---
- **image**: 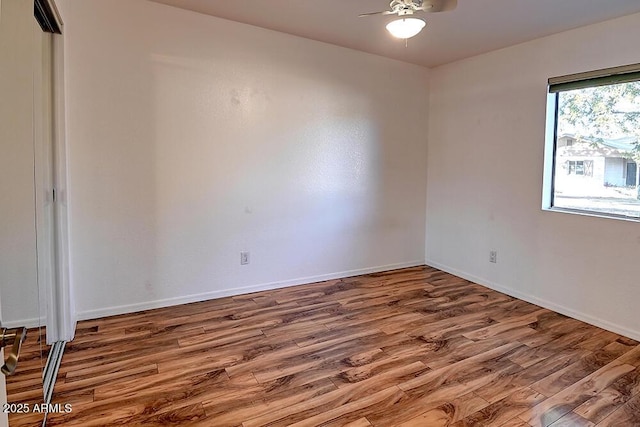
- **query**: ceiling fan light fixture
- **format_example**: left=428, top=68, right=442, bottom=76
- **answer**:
left=385, top=17, right=426, bottom=39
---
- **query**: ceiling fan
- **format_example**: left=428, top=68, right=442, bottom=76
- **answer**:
left=360, top=0, right=458, bottom=39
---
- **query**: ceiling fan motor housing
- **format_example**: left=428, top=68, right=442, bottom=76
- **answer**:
left=390, top=0, right=423, bottom=13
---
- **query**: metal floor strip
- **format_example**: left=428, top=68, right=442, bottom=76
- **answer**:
left=42, top=340, right=65, bottom=427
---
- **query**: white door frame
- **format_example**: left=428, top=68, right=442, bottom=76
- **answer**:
left=51, top=21, right=76, bottom=343
left=53, top=0, right=75, bottom=343
left=34, top=0, right=75, bottom=344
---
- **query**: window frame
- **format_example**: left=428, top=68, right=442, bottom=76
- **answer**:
left=542, top=63, right=640, bottom=222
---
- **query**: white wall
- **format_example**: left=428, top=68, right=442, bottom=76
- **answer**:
left=426, top=12, right=640, bottom=340
left=57, top=0, right=430, bottom=319
left=0, top=0, right=41, bottom=327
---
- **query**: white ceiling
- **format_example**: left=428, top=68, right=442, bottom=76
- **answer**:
left=150, top=0, right=640, bottom=68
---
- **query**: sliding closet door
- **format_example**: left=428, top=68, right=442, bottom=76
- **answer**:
left=0, top=0, right=59, bottom=425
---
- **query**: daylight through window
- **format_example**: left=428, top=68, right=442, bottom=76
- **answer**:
left=546, top=65, right=640, bottom=219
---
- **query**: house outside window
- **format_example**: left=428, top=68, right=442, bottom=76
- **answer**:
left=565, top=160, right=593, bottom=176
left=543, top=64, right=640, bottom=219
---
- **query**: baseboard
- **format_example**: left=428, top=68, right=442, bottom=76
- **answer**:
left=69, top=315, right=77, bottom=341
left=426, top=259, right=640, bottom=342
left=2, top=317, right=42, bottom=330
left=77, top=261, right=425, bottom=322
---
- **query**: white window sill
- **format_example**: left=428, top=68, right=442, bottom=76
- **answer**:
left=542, top=206, right=640, bottom=223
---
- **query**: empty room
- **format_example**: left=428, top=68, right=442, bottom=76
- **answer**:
left=2, top=0, right=640, bottom=426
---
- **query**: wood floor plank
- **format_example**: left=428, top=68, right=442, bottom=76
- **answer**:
left=451, top=387, right=545, bottom=427
left=573, top=387, right=625, bottom=423
left=395, top=392, right=489, bottom=427
left=203, top=378, right=338, bottom=426
left=462, top=309, right=548, bottom=341
left=573, top=365, right=640, bottom=423
left=617, top=344, right=640, bottom=366
left=501, top=419, right=533, bottom=427
left=8, top=266, right=640, bottom=427
left=519, top=361, right=636, bottom=427
left=470, top=351, right=579, bottom=405
left=596, top=393, right=640, bottom=426
left=548, top=412, right=595, bottom=427
left=340, top=417, right=372, bottom=427
left=530, top=343, right=632, bottom=398
left=284, top=385, right=405, bottom=427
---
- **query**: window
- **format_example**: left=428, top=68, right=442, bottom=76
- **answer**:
left=543, top=64, right=640, bottom=219
left=565, top=160, right=593, bottom=177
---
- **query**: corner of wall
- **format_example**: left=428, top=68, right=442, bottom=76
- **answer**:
left=426, top=259, right=640, bottom=342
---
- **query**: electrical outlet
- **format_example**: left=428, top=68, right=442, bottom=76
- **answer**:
left=489, top=251, right=497, bottom=263
left=240, top=251, right=250, bottom=265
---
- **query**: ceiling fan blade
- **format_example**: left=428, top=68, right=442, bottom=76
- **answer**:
left=422, top=0, right=457, bottom=13
left=358, top=10, right=396, bottom=17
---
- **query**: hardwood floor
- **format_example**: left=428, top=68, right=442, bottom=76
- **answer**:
left=9, top=266, right=640, bottom=426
